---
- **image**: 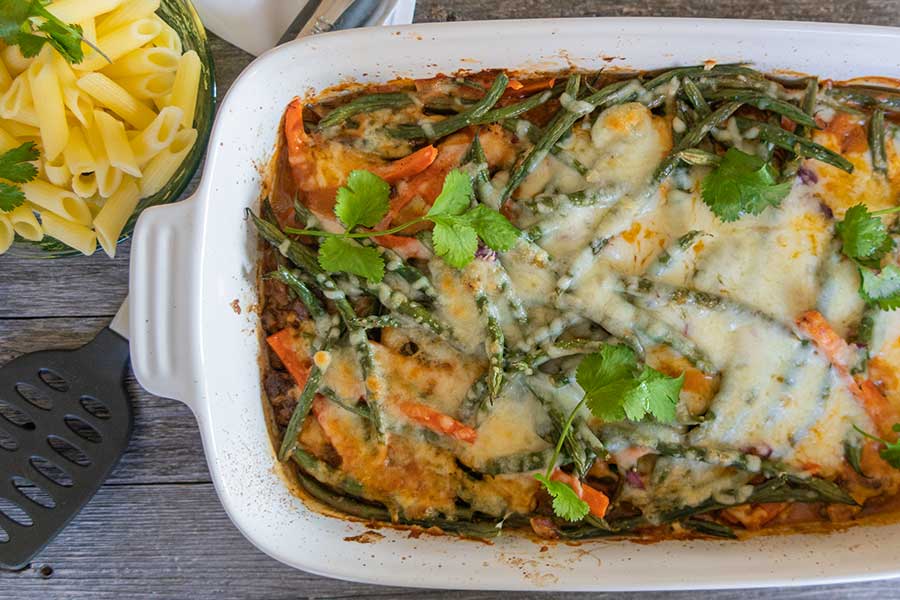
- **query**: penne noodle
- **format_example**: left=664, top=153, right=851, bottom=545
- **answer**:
left=79, top=17, right=97, bottom=48
left=8, top=204, right=43, bottom=241
left=101, top=47, right=179, bottom=78
left=0, top=59, right=12, bottom=93
left=130, top=105, right=181, bottom=166
left=1, top=119, right=40, bottom=139
left=47, top=0, right=125, bottom=23
left=76, top=18, right=164, bottom=72
left=94, top=109, right=141, bottom=176
left=23, top=179, right=92, bottom=226
left=63, top=126, right=96, bottom=175
left=97, top=0, right=161, bottom=35
left=82, top=115, right=121, bottom=198
left=151, top=16, right=183, bottom=54
left=0, top=212, right=13, bottom=254
left=39, top=210, right=96, bottom=256
left=117, top=71, right=175, bottom=100
left=93, top=178, right=140, bottom=257
left=28, top=60, right=69, bottom=161
left=72, top=172, right=98, bottom=198
left=139, top=127, right=196, bottom=196
left=76, top=72, right=156, bottom=129
left=0, top=125, right=19, bottom=153
left=167, top=51, right=201, bottom=129
left=0, top=75, right=40, bottom=127
left=1, top=46, right=33, bottom=76
left=43, top=153, right=72, bottom=188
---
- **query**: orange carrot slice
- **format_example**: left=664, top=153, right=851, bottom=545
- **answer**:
left=267, top=328, right=311, bottom=388
left=374, top=145, right=439, bottom=183
left=550, top=469, right=610, bottom=518
left=396, top=400, right=478, bottom=443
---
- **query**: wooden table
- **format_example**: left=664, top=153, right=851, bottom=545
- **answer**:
left=2, top=1, right=897, bottom=597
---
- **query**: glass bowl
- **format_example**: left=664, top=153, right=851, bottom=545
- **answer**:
left=10, top=0, right=216, bottom=258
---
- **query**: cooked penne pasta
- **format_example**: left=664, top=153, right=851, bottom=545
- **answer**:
left=93, top=178, right=140, bottom=257
left=151, top=15, right=183, bottom=54
left=0, top=59, right=12, bottom=93
left=97, top=0, right=161, bottom=35
left=43, top=153, right=73, bottom=188
left=102, top=47, right=179, bottom=78
left=1, top=119, right=40, bottom=139
left=23, top=179, right=92, bottom=226
left=63, top=127, right=96, bottom=176
left=0, top=212, right=13, bottom=254
left=82, top=115, right=121, bottom=198
left=94, top=109, right=141, bottom=176
left=40, top=210, right=96, bottom=256
left=76, top=17, right=163, bottom=71
left=8, top=204, right=43, bottom=241
left=1, top=46, right=33, bottom=75
left=76, top=72, right=156, bottom=129
left=47, top=0, right=124, bottom=24
left=0, top=125, right=19, bottom=153
left=117, top=71, right=175, bottom=100
left=129, top=105, right=181, bottom=166
left=0, top=75, right=39, bottom=127
left=167, top=51, right=200, bottom=129
left=79, top=17, right=97, bottom=47
left=28, top=60, right=69, bottom=161
left=139, top=127, right=195, bottom=196
left=71, top=172, right=98, bottom=198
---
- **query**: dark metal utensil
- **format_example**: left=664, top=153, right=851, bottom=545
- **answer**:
left=0, top=305, right=131, bottom=569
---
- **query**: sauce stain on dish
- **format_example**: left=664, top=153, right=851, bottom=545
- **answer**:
left=344, top=530, right=385, bottom=544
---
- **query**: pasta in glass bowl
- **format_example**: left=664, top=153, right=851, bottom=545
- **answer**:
left=3, top=0, right=215, bottom=258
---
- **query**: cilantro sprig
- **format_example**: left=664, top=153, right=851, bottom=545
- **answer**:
left=0, top=141, right=39, bottom=213
left=285, top=168, right=520, bottom=281
left=534, top=344, right=684, bottom=522
left=835, top=203, right=900, bottom=310
left=700, top=148, right=792, bottom=222
left=0, top=0, right=102, bottom=64
left=854, top=424, right=900, bottom=469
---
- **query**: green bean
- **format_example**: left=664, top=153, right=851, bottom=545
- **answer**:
left=682, top=77, right=710, bottom=116
left=501, top=118, right=590, bottom=176
left=270, top=265, right=327, bottom=320
left=646, top=231, right=706, bottom=278
left=869, top=108, right=888, bottom=175
left=702, top=89, right=818, bottom=128
left=294, top=460, right=391, bottom=521
left=844, top=440, right=866, bottom=477
left=734, top=116, right=854, bottom=173
left=318, top=92, right=413, bottom=130
left=527, top=383, right=596, bottom=479
left=521, top=184, right=626, bottom=214
left=654, top=442, right=778, bottom=476
left=359, top=279, right=452, bottom=340
left=388, top=73, right=509, bottom=140
left=476, top=292, right=506, bottom=402
left=643, top=64, right=762, bottom=90
left=278, top=362, right=326, bottom=461
left=655, top=101, right=745, bottom=182
left=482, top=449, right=554, bottom=475
left=352, top=314, right=400, bottom=329
left=457, top=374, right=488, bottom=424
left=828, top=85, right=900, bottom=112
left=359, top=239, right=438, bottom=301
left=782, top=77, right=818, bottom=180
left=499, top=78, right=641, bottom=204
left=321, top=387, right=372, bottom=419
left=676, top=148, right=721, bottom=167
left=852, top=305, right=878, bottom=374
left=682, top=517, right=736, bottom=539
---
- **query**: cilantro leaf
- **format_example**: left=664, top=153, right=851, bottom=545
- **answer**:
left=334, top=170, right=390, bottom=230
left=463, top=204, right=520, bottom=252
left=836, top=204, right=894, bottom=268
left=0, top=0, right=31, bottom=39
left=427, top=169, right=472, bottom=217
left=577, top=344, right=683, bottom=424
left=854, top=424, right=900, bottom=469
left=0, top=142, right=39, bottom=183
left=0, top=1, right=86, bottom=64
left=317, top=237, right=385, bottom=282
left=700, top=148, right=791, bottom=222
left=534, top=474, right=589, bottom=522
left=0, top=182, right=25, bottom=212
left=431, top=215, right=478, bottom=268
left=859, top=264, right=900, bottom=310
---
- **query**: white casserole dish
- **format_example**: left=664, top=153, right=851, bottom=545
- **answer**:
left=129, top=18, right=900, bottom=591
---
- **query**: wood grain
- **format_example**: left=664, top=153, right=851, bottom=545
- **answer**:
left=2, top=5, right=899, bottom=598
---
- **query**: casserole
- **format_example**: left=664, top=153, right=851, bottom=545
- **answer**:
left=129, top=18, right=900, bottom=590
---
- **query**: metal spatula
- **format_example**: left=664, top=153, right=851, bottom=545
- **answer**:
left=0, top=302, right=131, bottom=569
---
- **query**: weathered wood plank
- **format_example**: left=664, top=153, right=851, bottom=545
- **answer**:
left=415, top=0, right=899, bottom=26
left=3, top=482, right=894, bottom=600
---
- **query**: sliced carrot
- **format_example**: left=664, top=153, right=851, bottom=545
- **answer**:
left=796, top=310, right=899, bottom=438
left=267, top=328, right=311, bottom=388
left=550, top=469, right=610, bottom=518
left=371, top=234, right=431, bottom=260
left=396, top=400, right=478, bottom=443
left=504, top=77, right=556, bottom=97
left=374, top=145, right=438, bottom=183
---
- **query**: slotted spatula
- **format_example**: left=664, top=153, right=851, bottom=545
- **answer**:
left=0, top=301, right=131, bottom=569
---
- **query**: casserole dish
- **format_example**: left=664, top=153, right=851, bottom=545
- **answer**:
left=129, top=18, right=900, bottom=590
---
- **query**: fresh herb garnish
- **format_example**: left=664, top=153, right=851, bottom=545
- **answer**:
left=835, top=203, right=900, bottom=309
left=854, top=423, right=900, bottom=468
left=534, top=344, right=684, bottom=521
left=287, top=168, right=520, bottom=281
left=0, top=0, right=97, bottom=64
left=700, top=147, right=792, bottom=222
left=0, top=141, right=39, bottom=213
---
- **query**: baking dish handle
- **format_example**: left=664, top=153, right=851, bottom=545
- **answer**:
left=129, top=194, right=203, bottom=410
